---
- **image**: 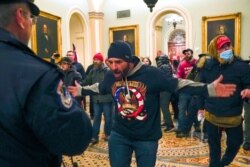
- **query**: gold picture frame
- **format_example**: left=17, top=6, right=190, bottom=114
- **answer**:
left=202, top=12, right=241, bottom=55
left=31, top=11, right=62, bottom=62
left=109, top=25, right=139, bottom=56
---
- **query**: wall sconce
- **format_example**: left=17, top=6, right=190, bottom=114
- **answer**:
left=143, top=0, right=158, bottom=12
left=165, top=14, right=183, bottom=29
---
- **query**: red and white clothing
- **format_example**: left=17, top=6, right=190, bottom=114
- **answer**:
left=176, top=58, right=197, bottom=79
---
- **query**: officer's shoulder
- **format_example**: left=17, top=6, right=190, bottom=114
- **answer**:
left=25, top=53, right=64, bottom=77
left=28, top=54, right=58, bottom=68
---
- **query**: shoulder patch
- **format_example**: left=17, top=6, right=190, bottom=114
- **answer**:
left=57, top=80, right=73, bottom=109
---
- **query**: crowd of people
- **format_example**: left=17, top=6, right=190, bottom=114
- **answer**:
left=139, top=36, right=250, bottom=167
left=0, top=1, right=249, bottom=167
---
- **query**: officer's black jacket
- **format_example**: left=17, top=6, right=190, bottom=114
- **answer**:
left=0, top=28, right=92, bottom=167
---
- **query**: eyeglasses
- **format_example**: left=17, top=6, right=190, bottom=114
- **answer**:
left=22, top=10, right=37, bottom=25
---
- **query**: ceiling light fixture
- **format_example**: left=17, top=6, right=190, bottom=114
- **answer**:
left=143, top=0, right=158, bottom=12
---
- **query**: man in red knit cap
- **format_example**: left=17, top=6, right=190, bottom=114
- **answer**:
left=82, top=52, right=113, bottom=144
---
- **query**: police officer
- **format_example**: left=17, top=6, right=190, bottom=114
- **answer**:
left=0, top=1, right=92, bottom=166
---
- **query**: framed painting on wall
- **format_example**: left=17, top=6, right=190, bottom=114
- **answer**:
left=31, top=11, right=62, bottom=62
left=109, top=25, right=139, bottom=56
left=202, top=12, right=241, bottom=55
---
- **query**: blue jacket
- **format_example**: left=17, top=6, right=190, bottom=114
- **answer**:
left=0, top=28, right=92, bottom=167
left=199, top=57, right=250, bottom=117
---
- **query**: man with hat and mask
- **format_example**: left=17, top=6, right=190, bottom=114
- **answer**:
left=197, top=35, right=250, bottom=167
left=0, top=1, right=92, bottom=166
left=68, top=40, right=237, bottom=167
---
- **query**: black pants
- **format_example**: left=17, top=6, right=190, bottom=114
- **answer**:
left=206, top=120, right=243, bottom=167
left=170, top=93, right=179, bottom=120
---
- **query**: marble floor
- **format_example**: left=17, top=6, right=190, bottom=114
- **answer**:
left=62, top=129, right=250, bottom=167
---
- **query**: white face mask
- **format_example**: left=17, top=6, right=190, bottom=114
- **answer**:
left=219, top=49, right=233, bottom=62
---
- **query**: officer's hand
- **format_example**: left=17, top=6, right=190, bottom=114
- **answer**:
left=212, top=75, right=236, bottom=97
left=68, top=81, right=82, bottom=97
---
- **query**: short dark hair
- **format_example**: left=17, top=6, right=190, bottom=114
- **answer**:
left=66, top=50, right=74, bottom=55
left=142, top=57, right=152, bottom=65
left=182, top=48, right=193, bottom=54
left=0, top=4, right=16, bottom=27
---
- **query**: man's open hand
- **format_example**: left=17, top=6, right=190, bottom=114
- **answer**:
left=212, top=75, right=236, bottom=97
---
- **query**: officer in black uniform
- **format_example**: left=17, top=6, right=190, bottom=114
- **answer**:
left=0, top=1, right=92, bottom=167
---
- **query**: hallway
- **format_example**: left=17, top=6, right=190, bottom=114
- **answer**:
left=62, top=129, right=250, bottom=167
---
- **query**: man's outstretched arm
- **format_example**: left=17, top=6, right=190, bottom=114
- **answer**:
left=68, top=81, right=99, bottom=97
left=178, top=75, right=236, bottom=97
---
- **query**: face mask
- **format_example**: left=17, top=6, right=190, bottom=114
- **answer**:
left=219, top=49, right=233, bottom=62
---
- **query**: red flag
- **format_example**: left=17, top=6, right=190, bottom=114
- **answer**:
left=72, top=43, right=78, bottom=62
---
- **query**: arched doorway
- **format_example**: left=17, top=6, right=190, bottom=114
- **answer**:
left=146, top=4, right=193, bottom=63
left=69, top=13, right=85, bottom=65
left=68, top=10, right=90, bottom=67
left=168, top=29, right=186, bottom=61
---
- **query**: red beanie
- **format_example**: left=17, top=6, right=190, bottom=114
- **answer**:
left=93, top=52, right=104, bottom=62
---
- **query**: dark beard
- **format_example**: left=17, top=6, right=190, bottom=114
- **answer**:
left=93, top=63, right=101, bottom=69
left=185, top=56, right=192, bottom=61
left=121, top=65, right=130, bottom=78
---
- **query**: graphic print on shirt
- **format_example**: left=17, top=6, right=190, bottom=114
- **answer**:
left=184, top=66, right=194, bottom=78
left=112, top=81, right=147, bottom=121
